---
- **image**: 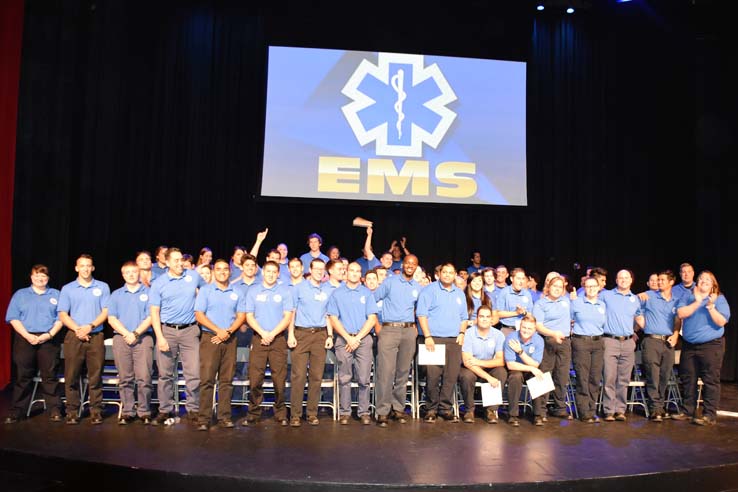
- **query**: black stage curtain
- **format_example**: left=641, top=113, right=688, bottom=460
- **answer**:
left=12, top=1, right=738, bottom=379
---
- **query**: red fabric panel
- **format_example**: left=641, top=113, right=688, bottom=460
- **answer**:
left=0, top=0, right=24, bottom=389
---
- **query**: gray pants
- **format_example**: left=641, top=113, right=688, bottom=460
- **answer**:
left=602, top=337, right=635, bottom=415
left=112, top=333, right=154, bottom=417
left=641, top=336, right=675, bottom=414
left=335, top=335, right=374, bottom=417
left=156, top=325, right=200, bottom=415
left=375, top=325, right=416, bottom=417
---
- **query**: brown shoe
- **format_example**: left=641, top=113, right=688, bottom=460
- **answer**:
left=339, top=415, right=349, bottom=425
left=392, top=410, right=408, bottom=424
left=462, top=411, right=475, bottom=423
left=307, top=415, right=319, bottom=426
left=360, top=414, right=372, bottom=425
left=376, top=414, right=389, bottom=427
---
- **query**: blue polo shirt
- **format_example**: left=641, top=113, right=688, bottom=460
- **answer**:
left=372, top=274, right=421, bottom=323
left=678, top=294, right=731, bottom=344
left=672, top=283, right=695, bottom=303
left=390, top=260, right=403, bottom=273
left=570, top=296, right=606, bottom=336
left=599, top=288, right=642, bottom=336
left=299, top=252, right=329, bottom=274
left=641, top=290, right=679, bottom=336
left=504, top=330, right=544, bottom=364
left=229, top=266, right=243, bottom=283
left=293, top=279, right=333, bottom=327
left=462, top=325, right=505, bottom=360
left=532, top=296, right=571, bottom=336
left=356, top=256, right=381, bottom=277
left=58, top=278, right=111, bottom=332
left=327, top=283, right=378, bottom=335
left=149, top=269, right=205, bottom=325
left=466, top=264, right=485, bottom=275
left=108, top=283, right=150, bottom=333
left=152, top=264, right=168, bottom=277
left=195, top=283, right=247, bottom=333
left=416, top=281, right=468, bottom=337
left=245, top=282, right=294, bottom=330
left=6, top=286, right=60, bottom=333
left=496, top=286, right=534, bottom=327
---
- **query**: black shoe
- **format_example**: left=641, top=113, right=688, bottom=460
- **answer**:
left=275, top=418, right=289, bottom=427
left=49, top=411, right=63, bottom=423
left=651, top=412, right=663, bottom=423
left=669, top=412, right=689, bottom=421
left=90, top=414, right=104, bottom=425
left=508, top=416, right=520, bottom=427
left=118, top=415, right=135, bottom=425
left=424, top=411, right=437, bottom=423
left=392, top=410, right=408, bottom=424
left=551, top=409, right=570, bottom=419
left=439, top=412, right=459, bottom=423
left=376, top=414, right=389, bottom=428
left=141, top=416, right=152, bottom=425
left=242, top=417, right=259, bottom=427
left=3, top=415, right=19, bottom=424
left=692, top=415, right=717, bottom=426
left=66, top=415, right=80, bottom=425
left=581, top=416, right=595, bottom=423
left=152, top=413, right=170, bottom=426
left=218, top=420, right=235, bottom=428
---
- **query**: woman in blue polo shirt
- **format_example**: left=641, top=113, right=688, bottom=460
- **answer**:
left=676, top=271, right=730, bottom=425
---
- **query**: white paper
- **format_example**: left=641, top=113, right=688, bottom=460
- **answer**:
left=480, top=382, right=503, bottom=406
left=525, top=371, right=555, bottom=400
left=417, top=343, right=446, bottom=365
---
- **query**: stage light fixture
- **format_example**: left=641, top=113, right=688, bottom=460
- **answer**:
left=537, top=4, right=545, bottom=11
left=566, top=7, right=575, bottom=13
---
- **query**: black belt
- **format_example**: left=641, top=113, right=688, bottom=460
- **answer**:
left=645, top=334, right=670, bottom=341
left=162, top=322, right=196, bottom=330
left=295, top=326, right=326, bottom=333
left=572, top=334, right=602, bottom=341
left=545, top=335, right=570, bottom=340
left=603, top=334, right=631, bottom=341
left=383, top=322, right=415, bottom=328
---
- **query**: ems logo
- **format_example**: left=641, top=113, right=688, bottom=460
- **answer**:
left=139, top=294, right=148, bottom=302
left=529, top=346, right=535, bottom=354
left=92, top=288, right=102, bottom=297
left=230, top=293, right=238, bottom=301
left=274, top=294, right=282, bottom=303
left=629, top=297, right=635, bottom=303
left=412, top=289, right=418, bottom=298
left=377, top=300, right=384, bottom=308
left=562, top=300, right=569, bottom=307
left=185, top=276, right=193, bottom=283
left=50, top=298, right=58, bottom=305
left=360, top=295, right=366, bottom=304
left=598, top=308, right=605, bottom=315
left=342, top=52, right=457, bottom=158
left=456, top=297, right=462, bottom=305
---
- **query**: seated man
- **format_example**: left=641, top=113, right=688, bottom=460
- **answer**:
left=504, top=313, right=546, bottom=426
left=459, top=305, right=507, bottom=423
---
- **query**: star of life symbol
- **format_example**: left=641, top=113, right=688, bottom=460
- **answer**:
left=341, top=53, right=457, bottom=158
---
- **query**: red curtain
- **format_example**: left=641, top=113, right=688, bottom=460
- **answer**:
left=0, top=0, right=24, bottom=389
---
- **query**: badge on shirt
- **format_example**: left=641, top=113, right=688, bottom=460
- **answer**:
left=274, top=294, right=282, bottom=303
left=522, top=297, right=529, bottom=304
left=360, top=295, right=366, bottom=304
left=50, top=298, right=58, bottom=305
left=456, top=297, right=462, bottom=305
left=92, top=288, right=102, bottom=297
left=598, top=307, right=605, bottom=314
left=529, top=346, right=535, bottom=354
left=185, top=275, right=193, bottom=283
left=562, top=300, right=569, bottom=307
left=377, top=300, right=383, bottom=308
left=230, top=293, right=238, bottom=301
left=315, top=292, right=327, bottom=301
left=256, top=294, right=268, bottom=302
left=412, top=289, right=418, bottom=298
left=139, top=294, right=149, bottom=302
left=629, top=297, right=635, bottom=303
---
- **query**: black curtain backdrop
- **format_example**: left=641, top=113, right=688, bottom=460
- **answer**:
left=11, top=1, right=738, bottom=379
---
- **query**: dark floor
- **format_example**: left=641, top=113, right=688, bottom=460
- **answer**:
left=2, top=384, right=738, bottom=492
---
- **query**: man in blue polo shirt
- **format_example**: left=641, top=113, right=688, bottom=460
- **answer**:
left=149, top=247, right=206, bottom=425
left=599, top=269, right=644, bottom=422
left=672, top=262, right=696, bottom=302
left=243, top=261, right=294, bottom=426
left=288, top=258, right=334, bottom=426
left=504, top=313, right=545, bottom=426
left=194, top=259, right=247, bottom=430
left=372, top=254, right=421, bottom=427
left=327, top=262, right=378, bottom=425
left=4, top=264, right=64, bottom=424
left=496, top=268, right=533, bottom=337
left=637, top=269, right=682, bottom=422
left=107, top=261, right=153, bottom=425
left=459, top=305, right=506, bottom=424
left=58, top=254, right=111, bottom=425
left=417, top=262, right=468, bottom=423
left=299, top=233, right=330, bottom=275
left=152, top=246, right=168, bottom=277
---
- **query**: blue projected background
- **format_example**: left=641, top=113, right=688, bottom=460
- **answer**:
left=261, top=46, right=527, bottom=206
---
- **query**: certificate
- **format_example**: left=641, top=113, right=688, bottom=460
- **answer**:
left=480, top=382, right=503, bottom=406
left=525, top=371, right=555, bottom=400
left=417, top=343, right=446, bottom=365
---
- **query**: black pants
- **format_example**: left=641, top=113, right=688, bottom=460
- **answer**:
left=641, top=336, right=675, bottom=414
left=458, top=365, right=507, bottom=412
left=63, top=331, right=105, bottom=415
left=198, top=332, right=237, bottom=423
left=9, top=334, right=62, bottom=417
left=572, top=336, right=604, bottom=419
left=424, top=338, right=462, bottom=414
left=539, top=337, right=572, bottom=413
left=680, top=338, right=724, bottom=419
left=506, top=370, right=546, bottom=417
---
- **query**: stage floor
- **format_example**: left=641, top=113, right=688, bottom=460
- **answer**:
left=2, top=385, right=738, bottom=492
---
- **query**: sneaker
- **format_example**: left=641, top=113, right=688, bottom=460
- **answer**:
left=534, top=416, right=544, bottom=426
left=604, top=414, right=615, bottom=422
left=508, top=416, right=520, bottom=427
left=486, top=409, right=498, bottom=424
left=307, top=416, right=319, bottom=426
left=392, top=410, right=408, bottom=424
left=462, top=411, right=475, bottom=424
left=339, top=415, right=350, bottom=425
left=614, top=413, right=627, bottom=421
left=290, top=417, right=302, bottom=427
left=376, top=414, right=388, bottom=428
left=360, top=414, right=372, bottom=425
left=424, top=411, right=437, bottom=423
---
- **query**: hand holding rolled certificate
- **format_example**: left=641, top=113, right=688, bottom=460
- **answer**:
left=525, top=371, right=555, bottom=400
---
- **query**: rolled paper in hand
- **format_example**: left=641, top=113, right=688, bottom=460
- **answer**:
left=352, top=217, right=373, bottom=228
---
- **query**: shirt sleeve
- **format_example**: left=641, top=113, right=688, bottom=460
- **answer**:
left=5, top=290, right=22, bottom=322
left=194, top=287, right=209, bottom=313
left=57, top=286, right=71, bottom=314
